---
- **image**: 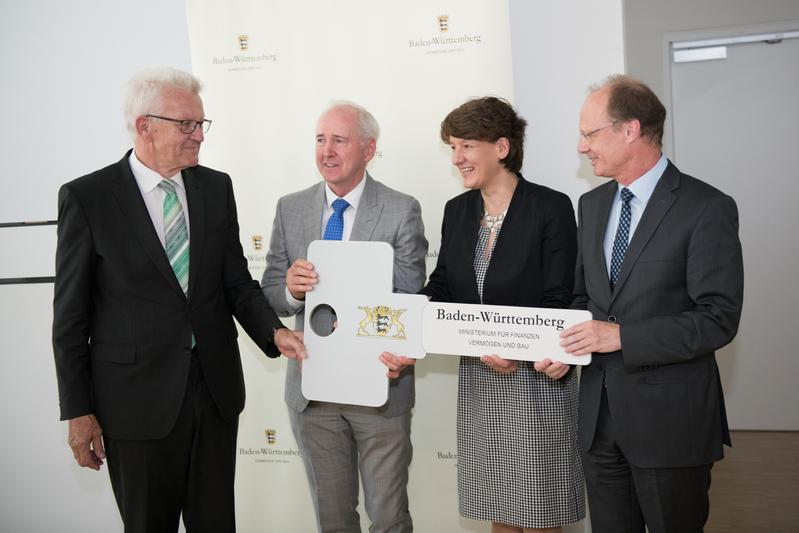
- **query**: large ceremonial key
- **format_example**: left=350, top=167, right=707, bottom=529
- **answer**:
left=302, top=241, right=428, bottom=407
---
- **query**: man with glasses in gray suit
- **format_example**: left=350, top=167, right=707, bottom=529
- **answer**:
left=261, top=101, right=427, bottom=533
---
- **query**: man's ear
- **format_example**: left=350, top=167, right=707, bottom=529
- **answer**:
left=363, top=138, right=377, bottom=163
left=135, top=116, right=151, bottom=140
left=624, top=119, right=642, bottom=144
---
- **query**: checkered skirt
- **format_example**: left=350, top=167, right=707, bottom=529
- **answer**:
left=457, top=226, right=585, bottom=528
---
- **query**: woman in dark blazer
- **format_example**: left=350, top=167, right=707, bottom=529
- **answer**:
left=423, top=97, right=584, bottom=532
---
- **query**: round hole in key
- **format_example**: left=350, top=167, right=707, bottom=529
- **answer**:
left=308, top=304, right=338, bottom=337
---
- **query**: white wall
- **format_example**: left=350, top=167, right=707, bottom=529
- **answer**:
left=0, top=1, right=623, bottom=531
left=0, top=0, right=193, bottom=225
left=0, top=1, right=191, bottom=531
left=510, top=1, right=625, bottom=201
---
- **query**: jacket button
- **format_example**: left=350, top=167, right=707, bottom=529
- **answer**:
left=607, top=315, right=617, bottom=323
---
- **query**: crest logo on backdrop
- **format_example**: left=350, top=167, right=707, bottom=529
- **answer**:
left=239, top=427, right=301, bottom=464
left=409, top=12, right=482, bottom=53
left=211, top=32, right=277, bottom=69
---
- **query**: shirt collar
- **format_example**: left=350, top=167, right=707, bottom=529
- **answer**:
left=324, top=172, right=367, bottom=210
left=622, top=153, right=667, bottom=205
left=129, top=150, right=186, bottom=194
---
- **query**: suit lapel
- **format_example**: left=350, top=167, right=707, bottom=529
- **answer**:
left=109, top=152, right=185, bottom=298
left=611, top=163, right=679, bottom=302
left=485, top=176, right=522, bottom=279
left=183, top=167, right=204, bottom=300
left=591, top=182, right=616, bottom=304
left=350, top=174, right=382, bottom=241
left=302, top=182, right=325, bottom=245
left=461, top=189, right=484, bottom=301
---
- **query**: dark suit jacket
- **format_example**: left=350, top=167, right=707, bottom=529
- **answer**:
left=422, top=174, right=576, bottom=311
left=573, top=161, right=744, bottom=468
left=52, top=150, right=284, bottom=440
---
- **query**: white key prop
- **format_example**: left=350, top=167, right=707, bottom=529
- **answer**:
left=302, top=241, right=427, bottom=408
left=302, top=241, right=591, bottom=407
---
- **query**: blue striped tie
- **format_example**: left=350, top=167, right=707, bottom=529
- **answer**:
left=323, top=198, right=349, bottom=241
left=610, top=188, right=634, bottom=290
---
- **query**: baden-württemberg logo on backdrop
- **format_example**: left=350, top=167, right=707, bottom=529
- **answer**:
left=212, top=32, right=278, bottom=71
left=409, top=14, right=482, bottom=54
left=246, top=234, right=266, bottom=269
left=436, top=450, right=458, bottom=467
left=239, top=427, right=301, bottom=465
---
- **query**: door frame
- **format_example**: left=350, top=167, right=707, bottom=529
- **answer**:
left=660, top=19, right=799, bottom=160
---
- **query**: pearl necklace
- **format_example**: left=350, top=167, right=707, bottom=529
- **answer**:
left=481, top=208, right=507, bottom=233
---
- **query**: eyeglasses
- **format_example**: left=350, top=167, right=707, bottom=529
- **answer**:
left=145, top=114, right=212, bottom=134
left=580, top=120, right=620, bottom=143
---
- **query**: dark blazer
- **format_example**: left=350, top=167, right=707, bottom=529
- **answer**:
left=52, top=150, right=284, bottom=440
left=422, top=174, right=576, bottom=310
left=573, top=161, right=744, bottom=468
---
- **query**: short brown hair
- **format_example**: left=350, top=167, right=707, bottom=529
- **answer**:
left=440, top=96, right=527, bottom=173
left=595, top=75, right=666, bottom=149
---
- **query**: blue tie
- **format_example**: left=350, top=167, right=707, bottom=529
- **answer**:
left=610, top=188, right=634, bottom=290
left=323, top=198, right=349, bottom=241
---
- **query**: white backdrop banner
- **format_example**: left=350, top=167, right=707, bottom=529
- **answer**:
left=186, top=1, right=514, bottom=531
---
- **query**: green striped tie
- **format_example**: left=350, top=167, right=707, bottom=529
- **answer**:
left=158, top=180, right=189, bottom=295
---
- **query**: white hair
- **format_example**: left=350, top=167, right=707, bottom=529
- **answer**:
left=123, top=67, right=202, bottom=137
left=322, top=100, right=380, bottom=143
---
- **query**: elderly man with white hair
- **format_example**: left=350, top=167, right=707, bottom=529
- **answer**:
left=261, top=101, right=428, bottom=533
left=52, top=67, right=305, bottom=533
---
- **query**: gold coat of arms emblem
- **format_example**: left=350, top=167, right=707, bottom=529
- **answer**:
left=356, top=305, right=407, bottom=339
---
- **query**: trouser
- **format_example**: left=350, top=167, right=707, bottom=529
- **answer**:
left=105, top=353, right=238, bottom=533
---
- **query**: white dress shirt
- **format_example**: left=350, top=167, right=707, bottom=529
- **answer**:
left=129, top=150, right=190, bottom=249
left=320, top=175, right=366, bottom=241
left=603, top=154, right=668, bottom=275
left=284, top=173, right=368, bottom=308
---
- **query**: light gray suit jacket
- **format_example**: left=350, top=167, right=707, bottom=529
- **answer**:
left=261, top=174, right=428, bottom=416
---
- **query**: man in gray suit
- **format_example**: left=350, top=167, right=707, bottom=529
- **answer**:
left=548, top=75, right=743, bottom=533
left=261, top=101, right=427, bottom=533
